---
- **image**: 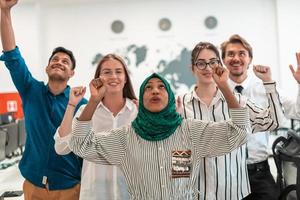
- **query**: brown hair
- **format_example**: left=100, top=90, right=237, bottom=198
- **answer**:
left=94, top=54, right=137, bottom=100
left=220, top=34, right=253, bottom=60
left=191, top=42, right=221, bottom=69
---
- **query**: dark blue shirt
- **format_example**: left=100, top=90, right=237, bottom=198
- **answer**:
left=0, top=47, right=87, bottom=190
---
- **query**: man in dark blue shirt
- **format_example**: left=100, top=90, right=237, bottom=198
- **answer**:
left=0, top=0, right=87, bottom=199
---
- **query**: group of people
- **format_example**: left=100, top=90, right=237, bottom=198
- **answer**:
left=1, top=0, right=300, bottom=200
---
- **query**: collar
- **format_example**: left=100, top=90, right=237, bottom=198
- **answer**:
left=228, top=74, right=251, bottom=92
left=96, top=98, right=135, bottom=112
left=185, top=85, right=225, bottom=103
left=45, top=84, right=70, bottom=97
left=228, top=72, right=263, bottom=93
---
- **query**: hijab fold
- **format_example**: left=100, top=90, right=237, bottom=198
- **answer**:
left=132, top=73, right=183, bottom=141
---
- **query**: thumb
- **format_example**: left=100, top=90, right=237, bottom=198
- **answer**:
left=253, top=65, right=257, bottom=73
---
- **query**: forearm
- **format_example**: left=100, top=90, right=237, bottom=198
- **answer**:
left=248, top=82, right=284, bottom=132
left=1, top=8, right=16, bottom=51
left=219, top=83, right=240, bottom=108
left=192, top=108, right=249, bottom=158
left=54, top=130, right=71, bottom=155
left=58, top=104, right=76, bottom=137
left=78, top=98, right=99, bottom=121
left=264, top=82, right=284, bottom=129
left=69, top=119, right=106, bottom=162
left=69, top=119, right=125, bottom=165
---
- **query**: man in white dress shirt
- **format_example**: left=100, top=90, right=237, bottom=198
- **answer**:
left=220, top=34, right=300, bottom=200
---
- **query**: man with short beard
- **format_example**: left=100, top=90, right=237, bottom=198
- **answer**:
left=221, top=34, right=300, bottom=200
left=0, top=0, right=87, bottom=199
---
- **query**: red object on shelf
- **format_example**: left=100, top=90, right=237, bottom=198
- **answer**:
left=0, top=92, right=24, bottom=119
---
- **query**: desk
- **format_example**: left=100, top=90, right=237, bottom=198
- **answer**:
left=0, top=157, right=24, bottom=200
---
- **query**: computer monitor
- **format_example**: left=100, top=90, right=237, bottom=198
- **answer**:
left=0, top=113, right=14, bottom=125
left=0, top=122, right=18, bottom=158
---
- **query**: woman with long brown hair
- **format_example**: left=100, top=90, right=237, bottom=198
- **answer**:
left=54, top=54, right=137, bottom=200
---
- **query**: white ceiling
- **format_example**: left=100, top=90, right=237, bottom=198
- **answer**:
left=20, top=0, right=158, bottom=3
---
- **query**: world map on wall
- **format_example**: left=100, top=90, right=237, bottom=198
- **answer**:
left=92, top=44, right=195, bottom=95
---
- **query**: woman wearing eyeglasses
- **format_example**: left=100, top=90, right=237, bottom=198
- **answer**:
left=54, top=54, right=137, bottom=200
left=179, top=42, right=284, bottom=200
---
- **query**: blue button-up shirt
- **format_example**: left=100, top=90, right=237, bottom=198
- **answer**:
left=0, top=47, right=87, bottom=190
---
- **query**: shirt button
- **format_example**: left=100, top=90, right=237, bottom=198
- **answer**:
left=158, top=147, right=162, bottom=151
left=161, top=185, right=165, bottom=188
left=160, top=166, right=164, bottom=169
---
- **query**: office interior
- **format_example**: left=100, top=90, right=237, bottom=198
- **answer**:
left=1, top=0, right=300, bottom=199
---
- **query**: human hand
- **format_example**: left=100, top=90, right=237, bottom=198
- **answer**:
left=0, top=0, right=18, bottom=9
left=69, top=86, right=86, bottom=107
left=212, top=66, right=229, bottom=88
left=89, top=77, right=106, bottom=103
left=289, top=52, right=300, bottom=84
left=253, top=65, right=272, bottom=82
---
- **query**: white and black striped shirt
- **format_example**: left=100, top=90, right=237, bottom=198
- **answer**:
left=228, top=76, right=286, bottom=164
left=70, top=108, right=249, bottom=200
left=181, top=82, right=283, bottom=200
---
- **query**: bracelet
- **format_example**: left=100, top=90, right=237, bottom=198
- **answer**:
left=68, top=103, right=76, bottom=108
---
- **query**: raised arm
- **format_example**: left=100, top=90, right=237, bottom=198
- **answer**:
left=59, top=87, right=86, bottom=137
left=190, top=108, right=249, bottom=158
left=78, top=78, right=106, bottom=121
left=0, top=0, right=37, bottom=96
left=54, top=87, right=86, bottom=155
left=0, top=0, right=17, bottom=51
left=213, top=66, right=240, bottom=108
left=69, top=119, right=128, bottom=165
left=245, top=65, right=284, bottom=132
left=289, top=52, right=300, bottom=85
left=283, top=52, right=300, bottom=119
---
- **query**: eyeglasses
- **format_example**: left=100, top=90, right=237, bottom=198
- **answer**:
left=194, top=59, right=220, bottom=70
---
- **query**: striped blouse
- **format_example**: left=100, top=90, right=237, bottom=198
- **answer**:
left=181, top=82, right=283, bottom=200
left=69, top=108, right=249, bottom=200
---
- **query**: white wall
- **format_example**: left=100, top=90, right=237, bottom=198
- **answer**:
left=276, top=0, right=300, bottom=99
left=0, top=2, right=40, bottom=92
left=0, top=0, right=296, bottom=98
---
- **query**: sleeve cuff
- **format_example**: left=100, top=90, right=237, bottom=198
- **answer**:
left=229, top=107, right=249, bottom=126
left=263, top=81, right=276, bottom=93
left=53, top=127, right=71, bottom=143
left=0, top=46, right=21, bottom=61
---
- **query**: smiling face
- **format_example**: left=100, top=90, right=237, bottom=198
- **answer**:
left=99, top=58, right=127, bottom=95
left=143, top=77, right=169, bottom=113
left=193, top=49, right=220, bottom=85
left=222, top=42, right=252, bottom=82
left=46, top=52, right=74, bottom=82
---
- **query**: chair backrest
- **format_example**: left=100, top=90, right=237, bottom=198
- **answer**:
left=17, top=119, right=26, bottom=147
left=272, top=128, right=300, bottom=199
left=0, top=129, right=6, bottom=161
left=277, top=129, right=300, bottom=157
left=0, top=123, right=18, bottom=158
